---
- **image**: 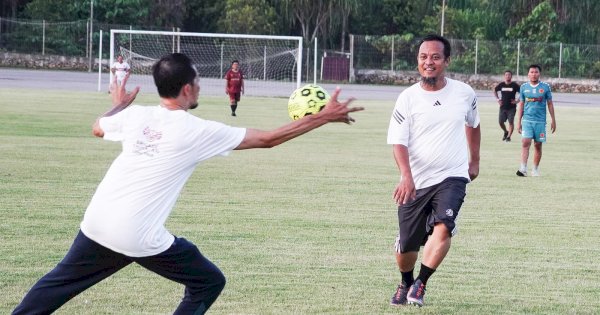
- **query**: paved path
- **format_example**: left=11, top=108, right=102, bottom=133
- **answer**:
left=1, top=68, right=598, bottom=107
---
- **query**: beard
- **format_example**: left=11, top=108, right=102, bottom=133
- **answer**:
left=421, top=76, right=438, bottom=87
left=189, top=102, right=198, bottom=109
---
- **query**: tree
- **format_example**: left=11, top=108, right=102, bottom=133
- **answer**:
left=277, top=0, right=331, bottom=46
left=182, top=0, right=225, bottom=33
left=506, top=0, right=562, bottom=42
left=218, top=0, right=277, bottom=35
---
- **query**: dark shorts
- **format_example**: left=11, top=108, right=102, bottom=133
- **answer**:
left=229, top=92, right=241, bottom=103
left=499, top=107, right=516, bottom=125
left=394, top=177, right=468, bottom=253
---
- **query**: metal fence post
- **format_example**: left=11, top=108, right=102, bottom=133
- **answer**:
left=42, top=20, right=45, bottom=55
left=517, top=40, right=520, bottom=77
left=391, top=37, right=394, bottom=71
left=559, top=42, right=563, bottom=79
left=474, top=39, right=478, bottom=75
left=349, top=34, right=354, bottom=83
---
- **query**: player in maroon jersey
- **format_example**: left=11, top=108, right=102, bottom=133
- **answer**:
left=225, top=60, right=244, bottom=116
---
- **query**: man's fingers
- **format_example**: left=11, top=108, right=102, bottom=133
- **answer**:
left=348, top=106, right=365, bottom=113
left=329, top=87, right=342, bottom=102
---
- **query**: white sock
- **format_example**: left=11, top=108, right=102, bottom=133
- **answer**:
left=533, top=165, right=539, bottom=172
left=520, top=163, right=527, bottom=172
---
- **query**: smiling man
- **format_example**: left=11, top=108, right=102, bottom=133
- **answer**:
left=387, top=34, right=481, bottom=307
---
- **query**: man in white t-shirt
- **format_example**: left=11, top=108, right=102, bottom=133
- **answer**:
left=13, top=53, right=364, bottom=315
left=111, top=55, right=130, bottom=85
left=387, top=35, right=481, bottom=307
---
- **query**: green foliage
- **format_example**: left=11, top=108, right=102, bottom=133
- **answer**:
left=183, top=0, right=225, bottom=33
left=506, top=0, right=562, bottom=42
left=218, top=0, right=277, bottom=35
left=24, top=0, right=85, bottom=20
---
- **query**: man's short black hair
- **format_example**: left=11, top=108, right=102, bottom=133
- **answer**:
left=152, top=53, right=197, bottom=98
left=529, top=64, right=542, bottom=72
left=417, top=34, right=451, bottom=59
left=231, top=59, right=239, bottom=64
left=504, top=70, right=513, bottom=75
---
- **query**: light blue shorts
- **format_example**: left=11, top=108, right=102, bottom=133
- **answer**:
left=522, top=121, right=546, bottom=143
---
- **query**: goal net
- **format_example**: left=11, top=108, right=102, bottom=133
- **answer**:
left=109, top=29, right=303, bottom=98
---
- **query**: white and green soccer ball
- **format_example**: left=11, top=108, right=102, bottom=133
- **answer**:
left=287, top=84, right=330, bottom=121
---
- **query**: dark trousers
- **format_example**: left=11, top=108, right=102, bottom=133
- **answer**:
left=13, top=230, right=226, bottom=315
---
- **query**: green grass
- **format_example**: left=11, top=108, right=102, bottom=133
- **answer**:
left=1, top=87, right=599, bottom=314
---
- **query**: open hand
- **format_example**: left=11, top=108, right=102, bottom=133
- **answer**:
left=111, top=74, right=139, bottom=108
left=319, top=87, right=364, bottom=124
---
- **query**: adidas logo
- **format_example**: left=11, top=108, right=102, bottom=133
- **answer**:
left=433, top=100, right=441, bottom=106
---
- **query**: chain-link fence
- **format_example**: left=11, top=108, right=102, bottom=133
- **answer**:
left=2, top=17, right=600, bottom=81
left=0, top=17, right=175, bottom=70
left=350, top=34, right=600, bottom=80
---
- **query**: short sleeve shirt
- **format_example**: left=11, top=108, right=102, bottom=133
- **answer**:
left=81, top=105, right=246, bottom=257
left=519, top=82, right=553, bottom=123
left=225, top=69, right=244, bottom=93
left=112, top=61, right=130, bottom=80
left=387, top=79, right=480, bottom=189
left=494, top=81, right=520, bottom=109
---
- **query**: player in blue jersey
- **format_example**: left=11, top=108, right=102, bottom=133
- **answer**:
left=515, top=64, right=556, bottom=177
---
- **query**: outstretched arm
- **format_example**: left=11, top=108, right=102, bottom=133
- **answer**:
left=235, top=87, right=364, bottom=150
left=92, top=76, right=140, bottom=138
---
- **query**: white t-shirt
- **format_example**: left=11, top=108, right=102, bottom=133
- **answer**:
left=387, top=78, right=480, bottom=189
left=112, top=61, right=130, bottom=81
left=80, top=105, right=246, bottom=257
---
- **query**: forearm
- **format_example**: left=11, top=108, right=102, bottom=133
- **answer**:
left=548, top=101, right=556, bottom=121
left=237, top=113, right=329, bottom=149
left=392, top=145, right=412, bottom=179
left=466, top=125, right=481, bottom=163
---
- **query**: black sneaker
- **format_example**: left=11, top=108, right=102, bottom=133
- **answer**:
left=502, top=131, right=508, bottom=141
left=407, top=279, right=426, bottom=307
left=505, top=136, right=511, bottom=142
left=390, top=282, right=409, bottom=306
left=516, top=170, right=527, bottom=177
left=231, top=112, right=237, bottom=116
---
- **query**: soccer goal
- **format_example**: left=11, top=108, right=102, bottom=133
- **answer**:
left=109, top=29, right=303, bottom=97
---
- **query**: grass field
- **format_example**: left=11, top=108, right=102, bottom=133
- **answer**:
left=1, top=87, right=599, bottom=314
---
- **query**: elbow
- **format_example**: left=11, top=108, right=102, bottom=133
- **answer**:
left=92, top=129, right=104, bottom=138
left=92, top=122, right=104, bottom=138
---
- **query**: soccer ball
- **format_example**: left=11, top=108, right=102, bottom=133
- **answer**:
left=287, top=84, right=330, bottom=121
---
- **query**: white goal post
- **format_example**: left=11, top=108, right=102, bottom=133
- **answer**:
left=109, top=29, right=303, bottom=97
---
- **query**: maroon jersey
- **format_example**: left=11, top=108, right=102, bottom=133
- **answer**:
left=225, top=69, right=244, bottom=93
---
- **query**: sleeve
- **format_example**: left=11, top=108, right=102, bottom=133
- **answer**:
left=387, top=93, right=410, bottom=145
left=193, top=120, right=247, bottom=161
left=98, top=107, right=132, bottom=142
left=546, top=83, right=553, bottom=100
left=465, top=92, right=480, bottom=128
left=494, top=83, right=501, bottom=92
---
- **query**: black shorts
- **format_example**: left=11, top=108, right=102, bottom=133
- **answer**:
left=394, top=177, right=468, bottom=253
left=499, top=107, right=516, bottom=125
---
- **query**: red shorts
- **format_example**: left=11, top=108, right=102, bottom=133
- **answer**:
left=228, top=92, right=241, bottom=103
